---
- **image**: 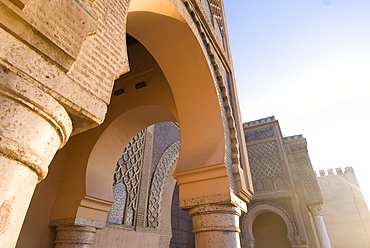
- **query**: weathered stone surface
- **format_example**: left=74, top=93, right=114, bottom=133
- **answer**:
left=189, top=204, right=242, bottom=248
left=0, top=67, right=72, bottom=247
left=50, top=218, right=105, bottom=248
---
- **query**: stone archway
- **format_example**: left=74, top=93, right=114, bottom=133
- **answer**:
left=253, top=212, right=292, bottom=248
left=49, top=0, right=231, bottom=217
left=127, top=0, right=227, bottom=176
left=241, top=204, right=304, bottom=248
left=9, top=0, right=250, bottom=247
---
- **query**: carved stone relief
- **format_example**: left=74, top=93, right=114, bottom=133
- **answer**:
left=245, top=126, right=274, bottom=142
left=290, top=145, right=307, bottom=153
left=147, top=141, right=180, bottom=229
left=207, top=0, right=224, bottom=36
left=295, top=157, right=317, bottom=199
left=108, top=130, right=146, bottom=226
left=248, top=199, right=298, bottom=236
left=247, top=141, right=286, bottom=192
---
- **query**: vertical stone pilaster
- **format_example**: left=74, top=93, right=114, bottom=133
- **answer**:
left=0, top=68, right=72, bottom=248
left=50, top=218, right=105, bottom=248
left=308, top=205, right=331, bottom=248
left=189, top=204, right=242, bottom=248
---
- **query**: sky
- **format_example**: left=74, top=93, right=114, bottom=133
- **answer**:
left=224, top=0, right=370, bottom=206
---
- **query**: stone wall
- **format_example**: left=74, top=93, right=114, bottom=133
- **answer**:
left=317, top=167, right=370, bottom=248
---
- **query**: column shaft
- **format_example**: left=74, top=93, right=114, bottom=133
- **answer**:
left=309, top=205, right=331, bottom=248
left=0, top=68, right=72, bottom=247
left=313, top=215, right=331, bottom=248
left=0, top=158, right=38, bottom=248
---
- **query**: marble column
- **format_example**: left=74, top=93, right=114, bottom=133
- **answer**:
left=309, top=205, right=331, bottom=248
left=0, top=68, right=72, bottom=248
left=50, top=218, right=105, bottom=248
left=189, top=204, right=242, bottom=248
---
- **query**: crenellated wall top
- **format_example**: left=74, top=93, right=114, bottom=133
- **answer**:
left=284, top=134, right=304, bottom=140
left=243, top=116, right=276, bottom=128
left=317, top=167, right=354, bottom=177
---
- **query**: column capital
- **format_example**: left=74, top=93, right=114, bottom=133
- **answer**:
left=50, top=218, right=105, bottom=247
left=189, top=203, right=242, bottom=233
left=308, top=204, right=323, bottom=216
left=188, top=202, right=243, bottom=248
left=0, top=66, right=72, bottom=180
left=0, top=66, right=72, bottom=247
left=180, top=192, right=248, bottom=213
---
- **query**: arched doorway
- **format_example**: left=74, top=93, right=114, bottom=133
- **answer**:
left=253, top=212, right=292, bottom=248
left=240, top=204, right=303, bottom=248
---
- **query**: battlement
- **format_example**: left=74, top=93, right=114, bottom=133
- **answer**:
left=243, top=116, right=275, bottom=127
left=317, top=167, right=354, bottom=177
left=284, top=134, right=304, bottom=140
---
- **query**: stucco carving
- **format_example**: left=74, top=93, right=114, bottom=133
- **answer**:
left=290, top=145, right=307, bottom=153
left=247, top=201, right=298, bottom=236
left=245, top=127, right=274, bottom=142
left=295, top=157, right=317, bottom=198
left=147, top=141, right=180, bottom=228
left=241, top=202, right=307, bottom=247
left=108, top=130, right=146, bottom=226
left=207, top=0, right=224, bottom=36
left=247, top=141, right=286, bottom=192
left=308, top=205, right=323, bottom=216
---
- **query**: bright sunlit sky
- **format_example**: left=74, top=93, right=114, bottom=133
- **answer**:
left=224, top=0, right=370, bottom=206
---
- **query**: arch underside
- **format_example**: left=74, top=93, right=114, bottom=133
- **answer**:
left=51, top=0, right=236, bottom=223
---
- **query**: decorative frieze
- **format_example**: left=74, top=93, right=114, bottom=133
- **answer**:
left=290, top=145, right=307, bottom=153
left=207, top=0, right=224, bottom=37
left=245, top=127, right=274, bottom=142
